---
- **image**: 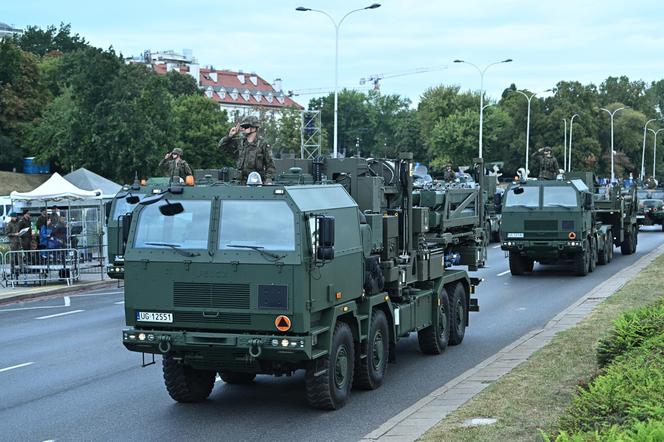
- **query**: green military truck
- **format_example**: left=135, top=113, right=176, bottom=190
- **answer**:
left=500, top=173, right=638, bottom=276
left=636, top=189, right=664, bottom=231
left=121, top=154, right=486, bottom=410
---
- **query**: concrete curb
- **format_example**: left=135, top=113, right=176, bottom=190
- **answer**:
left=0, top=279, right=117, bottom=305
left=360, top=243, right=664, bottom=442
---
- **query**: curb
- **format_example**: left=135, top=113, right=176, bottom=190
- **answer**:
left=0, top=279, right=118, bottom=305
left=360, top=243, right=664, bottom=442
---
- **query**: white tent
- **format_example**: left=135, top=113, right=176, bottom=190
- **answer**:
left=64, top=168, right=121, bottom=200
left=10, top=172, right=102, bottom=201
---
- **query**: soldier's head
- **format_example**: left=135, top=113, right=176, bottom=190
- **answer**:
left=240, top=116, right=260, bottom=132
left=543, top=146, right=552, bottom=157
left=9, top=212, right=18, bottom=221
left=22, top=208, right=30, bottom=219
left=171, top=148, right=184, bottom=158
left=445, top=164, right=452, bottom=171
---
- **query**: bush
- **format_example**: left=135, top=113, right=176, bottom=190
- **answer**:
left=559, top=334, right=664, bottom=433
left=549, top=419, right=664, bottom=441
left=596, top=299, right=664, bottom=368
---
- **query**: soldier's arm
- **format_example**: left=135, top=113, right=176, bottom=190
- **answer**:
left=184, top=161, right=193, bottom=177
left=159, top=158, right=167, bottom=167
left=218, top=135, right=238, bottom=151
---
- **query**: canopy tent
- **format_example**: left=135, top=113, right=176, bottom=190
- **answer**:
left=64, top=168, right=121, bottom=200
left=10, top=172, right=102, bottom=201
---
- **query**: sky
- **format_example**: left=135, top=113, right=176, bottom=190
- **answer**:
left=2, top=0, right=664, bottom=107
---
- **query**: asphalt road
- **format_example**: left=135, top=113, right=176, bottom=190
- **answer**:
left=1, top=226, right=662, bottom=442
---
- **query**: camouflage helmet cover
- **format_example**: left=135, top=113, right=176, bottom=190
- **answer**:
left=241, top=115, right=260, bottom=128
left=171, top=147, right=184, bottom=156
left=542, top=146, right=552, bottom=152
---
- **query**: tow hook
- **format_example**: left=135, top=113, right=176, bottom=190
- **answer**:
left=248, top=338, right=263, bottom=358
left=158, top=335, right=172, bottom=354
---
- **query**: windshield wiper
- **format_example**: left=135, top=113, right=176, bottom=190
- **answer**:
left=144, top=242, right=200, bottom=257
left=545, top=204, right=572, bottom=210
left=509, top=204, right=536, bottom=210
left=226, top=244, right=285, bottom=261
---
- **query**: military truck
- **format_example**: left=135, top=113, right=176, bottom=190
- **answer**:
left=121, top=154, right=486, bottom=410
left=636, top=189, right=664, bottom=231
left=500, top=173, right=637, bottom=276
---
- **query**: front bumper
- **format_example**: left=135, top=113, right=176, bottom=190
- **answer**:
left=501, top=239, right=584, bottom=259
left=122, top=328, right=314, bottom=361
left=106, top=263, right=124, bottom=279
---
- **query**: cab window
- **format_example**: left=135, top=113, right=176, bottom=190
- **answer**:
left=543, top=187, right=577, bottom=207
left=134, top=200, right=211, bottom=249
left=504, top=186, right=539, bottom=208
left=219, top=200, right=295, bottom=251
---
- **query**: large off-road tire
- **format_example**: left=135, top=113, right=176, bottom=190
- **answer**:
left=306, top=321, right=355, bottom=410
left=354, top=309, right=389, bottom=390
left=448, top=283, right=468, bottom=346
left=509, top=251, right=526, bottom=276
left=418, top=287, right=450, bottom=355
left=163, top=355, right=216, bottom=403
left=607, top=230, right=614, bottom=263
left=491, top=229, right=501, bottom=243
left=589, top=237, right=597, bottom=273
left=633, top=228, right=638, bottom=253
left=218, top=370, right=256, bottom=384
left=524, top=257, right=534, bottom=272
left=598, top=237, right=608, bottom=265
left=621, top=230, right=634, bottom=255
left=574, top=240, right=589, bottom=276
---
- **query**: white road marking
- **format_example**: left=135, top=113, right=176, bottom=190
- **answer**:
left=516, top=307, right=526, bottom=311
left=497, top=270, right=511, bottom=276
left=36, top=310, right=84, bottom=320
left=492, top=245, right=501, bottom=249
left=0, top=362, right=34, bottom=373
left=64, top=296, right=71, bottom=307
left=114, top=301, right=125, bottom=305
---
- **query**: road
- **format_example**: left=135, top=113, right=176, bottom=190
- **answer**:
left=1, top=227, right=662, bottom=442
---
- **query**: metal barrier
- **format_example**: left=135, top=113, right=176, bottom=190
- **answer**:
left=1, top=248, right=80, bottom=288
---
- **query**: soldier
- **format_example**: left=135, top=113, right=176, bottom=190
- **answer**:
left=36, top=208, right=49, bottom=232
left=218, top=115, right=276, bottom=183
left=532, top=146, right=560, bottom=180
left=443, top=164, right=456, bottom=182
left=159, top=147, right=193, bottom=181
left=17, top=209, right=32, bottom=251
left=5, top=212, right=21, bottom=280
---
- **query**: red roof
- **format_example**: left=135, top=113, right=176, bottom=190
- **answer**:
left=150, top=64, right=302, bottom=109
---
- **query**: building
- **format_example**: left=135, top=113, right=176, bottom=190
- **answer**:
left=129, top=49, right=303, bottom=118
left=0, top=22, right=23, bottom=39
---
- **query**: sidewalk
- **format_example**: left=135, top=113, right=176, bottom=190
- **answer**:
left=361, top=243, right=664, bottom=442
left=0, top=272, right=118, bottom=304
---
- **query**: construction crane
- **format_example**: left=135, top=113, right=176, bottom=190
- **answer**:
left=287, top=86, right=370, bottom=97
left=360, top=64, right=449, bottom=91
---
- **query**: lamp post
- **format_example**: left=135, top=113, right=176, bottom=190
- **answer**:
left=562, top=119, right=568, bottom=172
left=296, top=4, right=381, bottom=158
left=648, top=127, right=664, bottom=180
left=453, top=58, right=512, bottom=158
left=600, top=107, right=626, bottom=182
left=512, top=89, right=551, bottom=177
left=568, top=113, right=579, bottom=172
left=641, top=118, right=658, bottom=179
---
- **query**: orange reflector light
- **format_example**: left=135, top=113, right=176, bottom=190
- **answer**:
left=568, top=232, right=576, bottom=240
left=335, top=292, right=342, bottom=300
left=140, top=179, right=147, bottom=186
left=275, top=315, right=291, bottom=332
left=185, top=175, right=195, bottom=186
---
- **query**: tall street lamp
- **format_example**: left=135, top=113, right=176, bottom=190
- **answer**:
left=512, top=89, right=550, bottom=177
left=641, top=118, right=659, bottom=179
left=296, top=4, right=381, bottom=158
left=568, top=113, right=579, bottom=172
left=648, top=127, right=664, bottom=179
left=562, top=119, right=568, bottom=172
left=600, top=107, right=626, bottom=182
left=453, top=58, right=512, bottom=158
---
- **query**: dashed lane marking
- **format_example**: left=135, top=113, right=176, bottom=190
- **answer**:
left=497, top=270, right=511, bottom=276
left=0, top=362, right=34, bottom=373
left=492, top=245, right=502, bottom=249
left=35, top=310, right=84, bottom=320
left=114, top=301, right=125, bottom=305
left=64, top=296, right=71, bottom=307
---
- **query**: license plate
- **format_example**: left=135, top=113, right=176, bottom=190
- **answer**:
left=637, top=215, right=645, bottom=219
left=507, top=232, right=524, bottom=238
left=136, top=311, right=173, bottom=323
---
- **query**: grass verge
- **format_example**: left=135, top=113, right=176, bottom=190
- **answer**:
left=419, top=253, right=664, bottom=442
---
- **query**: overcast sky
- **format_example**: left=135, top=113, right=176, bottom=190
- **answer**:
left=3, top=0, right=664, bottom=107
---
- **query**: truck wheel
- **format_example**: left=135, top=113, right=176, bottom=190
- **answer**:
left=661, top=223, right=664, bottom=232
left=484, top=222, right=491, bottom=246
left=598, top=238, right=608, bottom=265
left=354, top=309, right=389, bottom=390
left=491, top=229, right=501, bottom=243
left=524, top=258, right=534, bottom=272
left=574, top=241, right=589, bottom=276
left=162, top=355, right=216, bottom=403
left=589, top=238, right=597, bottom=273
left=305, top=321, right=354, bottom=410
left=621, top=231, right=634, bottom=255
left=509, top=252, right=525, bottom=276
left=218, top=370, right=256, bottom=384
left=607, top=230, right=613, bottom=263
left=448, top=283, right=467, bottom=346
left=632, top=228, right=638, bottom=253
left=417, top=288, right=450, bottom=355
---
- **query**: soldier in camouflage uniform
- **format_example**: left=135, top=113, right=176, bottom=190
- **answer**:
left=443, top=164, right=456, bottom=182
left=159, top=147, right=193, bottom=180
left=532, top=146, right=560, bottom=180
left=218, top=115, right=276, bottom=182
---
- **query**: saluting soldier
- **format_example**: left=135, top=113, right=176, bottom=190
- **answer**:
left=532, top=146, right=560, bottom=180
left=443, top=164, right=456, bottom=182
left=218, top=115, right=276, bottom=183
left=159, top=147, right=193, bottom=181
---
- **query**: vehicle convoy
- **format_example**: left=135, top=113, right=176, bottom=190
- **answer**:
left=636, top=189, right=664, bottom=231
left=500, top=172, right=638, bottom=276
left=121, top=154, right=486, bottom=410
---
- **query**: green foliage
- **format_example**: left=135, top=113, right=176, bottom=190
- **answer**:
left=559, top=333, right=664, bottom=433
left=546, top=419, right=664, bottom=442
left=13, top=23, right=87, bottom=57
left=596, top=299, right=664, bottom=367
left=261, top=106, right=302, bottom=157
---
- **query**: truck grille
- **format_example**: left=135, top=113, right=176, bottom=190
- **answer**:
left=524, top=220, right=557, bottom=231
left=173, top=282, right=250, bottom=309
left=174, top=312, right=251, bottom=325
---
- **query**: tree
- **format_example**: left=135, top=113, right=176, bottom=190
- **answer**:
left=167, top=71, right=199, bottom=97
left=13, top=23, right=88, bottom=57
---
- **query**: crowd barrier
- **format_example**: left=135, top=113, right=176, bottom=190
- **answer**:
left=1, top=248, right=80, bottom=288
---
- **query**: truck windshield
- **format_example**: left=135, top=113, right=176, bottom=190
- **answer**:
left=111, top=197, right=140, bottom=219
left=543, top=187, right=577, bottom=207
left=134, top=200, right=211, bottom=249
left=504, top=186, right=539, bottom=208
left=219, top=200, right=295, bottom=251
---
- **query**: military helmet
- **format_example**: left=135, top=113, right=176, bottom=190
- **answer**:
left=172, top=148, right=184, bottom=156
left=241, top=115, right=260, bottom=128
left=543, top=146, right=552, bottom=152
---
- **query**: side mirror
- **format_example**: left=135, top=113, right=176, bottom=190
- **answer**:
left=159, top=202, right=184, bottom=216
left=316, top=216, right=335, bottom=261
left=126, top=195, right=140, bottom=204
left=121, top=214, right=132, bottom=244
left=513, top=187, right=524, bottom=195
left=584, top=193, right=593, bottom=209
